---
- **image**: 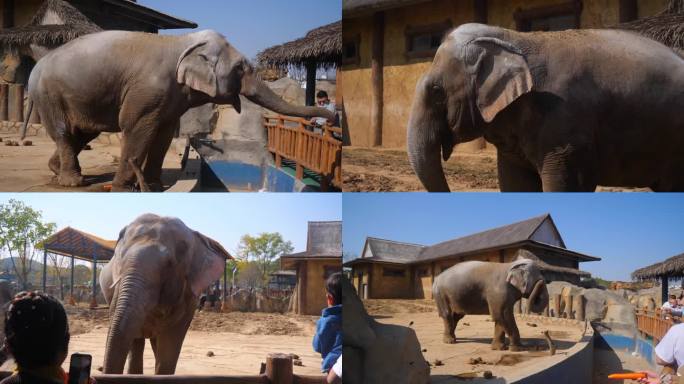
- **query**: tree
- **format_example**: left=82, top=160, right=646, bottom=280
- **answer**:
left=236, top=232, right=293, bottom=288
left=47, top=253, right=70, bottom=299
left=0, top=199, right=56, bottom=290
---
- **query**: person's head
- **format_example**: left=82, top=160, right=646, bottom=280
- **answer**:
left=670, top=295, right=678, bottom=306
left=316, top=91, right=330, bottom=106
left=325, top=272, right=342, bottom=307
left=4, top=291, right=70, bottom=369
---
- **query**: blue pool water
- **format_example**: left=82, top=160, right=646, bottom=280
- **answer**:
left=202, top=160, right=308, bottom=192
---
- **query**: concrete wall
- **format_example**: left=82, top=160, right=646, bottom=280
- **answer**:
left=342, top=0, right=670, bottom=149
left=370, top=263, right=412, bottom=299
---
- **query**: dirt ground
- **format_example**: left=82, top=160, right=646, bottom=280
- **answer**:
left=364, top=299, right=586, bottom=383
left=342, top=147, right=649, bottom=192
left=60, top=307, right=322, bottom=376
left=0, top=133, right=184, bottom=192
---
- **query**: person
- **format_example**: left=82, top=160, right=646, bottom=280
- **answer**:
left=326, top=356, right=341, bottom=384
left=313, top=272, right=342, bottom=374
left=1, top=291, right=95, bottom=384
left=662, top=295, right=683, bottom=317
left=637, top=322, right=684, bottom=384
left=310, top=91, right=337, bottom=132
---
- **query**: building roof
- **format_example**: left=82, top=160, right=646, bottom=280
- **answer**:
left=281, top=221, right=342, bottom=269
left=344, top=214, right=600, bottom=267
left=632, top=252, right=684, bottom=280
left=42, top=227, right=116, bottom=262
left=0, top=0, right=195, bottom=50
left=257, top=21, right=341, bottom=70
left=343, top=0, right=432, bottom=17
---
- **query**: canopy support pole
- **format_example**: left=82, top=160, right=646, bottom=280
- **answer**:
left=70, top=255, right=75, bottom=305
left=223, top=262, right=227, bottom=302
left=42, top=249, right=47, bottom=292
left=305, top=60, right=317, bottom=106
left=90, top=256, right=97, bottom=309
left=662, top=276, right=668, bottom=305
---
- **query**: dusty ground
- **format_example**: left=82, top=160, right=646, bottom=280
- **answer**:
left=61, top=307, right=322, bottom=376
left=342, top=147, right=650, bottom=192
left=364, top=299, right=586, bottom=383
left=0, top=133, right=184, bottom=192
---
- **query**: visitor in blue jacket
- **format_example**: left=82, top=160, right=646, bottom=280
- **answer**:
left=313, top=272, right=342, bottom=373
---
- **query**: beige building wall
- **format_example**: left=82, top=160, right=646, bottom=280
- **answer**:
left=370, top=263, right=412, bottom=299
left=299, top=259, right=341, bottom=316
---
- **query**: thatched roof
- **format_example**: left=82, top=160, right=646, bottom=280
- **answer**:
left=343, top=0, right=431, bottom=17
left=257, top=21, right=341, bottom=70
left=616, top=0, right=684, bottom=49
left=632, top=253, right=684, bottom=280
left=0, top=0, right=101, bottom=50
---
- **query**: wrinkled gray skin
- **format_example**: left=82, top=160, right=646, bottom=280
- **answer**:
left=433, top=257, right=548, bottom=351
left=343, top=276, right=429, bottom=384
left=25, top=30, right=335, bottom=191
left=408, top=23, right=684, bottom=191
left=99, top=213, right=231, bottom=374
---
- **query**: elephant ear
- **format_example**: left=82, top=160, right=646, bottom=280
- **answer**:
left=470, top=37, right=533, bottom=123
left=188, top=231, right=231, bottom=297
left=176, top=41, right=218, bottom=97
left=506, top=259, right=531, bottom=295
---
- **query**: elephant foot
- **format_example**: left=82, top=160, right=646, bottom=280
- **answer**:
left=491, top=342, right=508, bottom=351
left=58, top=173, right=84, bottom=187
left=443, top=335, right=457, bottom=344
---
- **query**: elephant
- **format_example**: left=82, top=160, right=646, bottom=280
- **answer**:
left=99, top=213, right=231, bottom=374
left=342, top=276, right=429, bottom=384
left=407, top=23, right=684, bottom=192
left=432, top=257, right=548, bottom=351
left=22, top=30, right=335, bottom=191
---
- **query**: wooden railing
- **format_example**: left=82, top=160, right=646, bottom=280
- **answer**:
left=636, top=308, right=680, bottom=343
left=264, top=115, right=342, bottom=191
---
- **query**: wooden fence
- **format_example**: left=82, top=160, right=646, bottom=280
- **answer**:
left=0, top=354, right=325, bottom=384
left=264, top=115, right=341, bottom=191
left=636, top=308, right=680, bottom=344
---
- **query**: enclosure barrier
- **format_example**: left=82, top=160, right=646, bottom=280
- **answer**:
left=0, top=354, right=325, bottom=384
left=636, top=308, right=680, bottom=344
left=264, top=115, right=342, bottom=191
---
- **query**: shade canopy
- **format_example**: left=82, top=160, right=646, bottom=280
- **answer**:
left=42, top=227, right=116, bottom=262
left=633, top=253, right=684, bottom=281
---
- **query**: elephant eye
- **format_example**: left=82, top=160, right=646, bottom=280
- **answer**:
left=430, top=85, right=447, bottom=105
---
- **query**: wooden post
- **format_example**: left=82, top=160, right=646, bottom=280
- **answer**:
left=370, top=11, right=384, bottom=147
left=223, top=261, right=227, bottom=303
left=0, top=84, right=8, bottom=121
left=619, top=0, right=638, bottom=22
left=298, top=262, right=307, bottom=315
left=70, top=255, right=76, bottom=305
left=662, top=276, right=668, bottom=306
left=9, top=84, right=23, bottom=122
left=305, top=60, right=317, bottom=106
left=552, top=294, right=561, bottom=317
left=42, top=249, right=47, bottom=293
left=574, top=294, right=585, bottom=321
left=90, top=257, right=97, bottom=309
left=265, top=353, right=293, bottom=384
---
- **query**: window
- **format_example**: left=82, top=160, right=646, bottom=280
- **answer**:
left=383, top=267, right=406, bottom=277
left=514, top=1, right=582, bottom=32
left=324, top=266, right=340, bottom=279
left=342, top=35, right=360, bottom=65
left=405, top=20, right=452, bottom=59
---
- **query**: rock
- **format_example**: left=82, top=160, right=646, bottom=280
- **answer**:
left=433, top=359, right=443, bottom=366
left=96, top=366, right=103, bottom=372
left=0, top=137, right=3, bottom=142
left=206, top=351, right=215, bottom=357
left=468, top=357, right=483, bottom=365
left=526, top=322, right=537, bottom=327
left=22, top=140, right=32, bottom=146
left=289, top=353, right=300, bottom=360
left=483, top=370, right=493, bottom=379
left=293, top=359, right=303, bottom=366
left=83, top=144, right=92, bottom=150
left=462, top=322, right=470, bottom=326
left=4, top=140, right=12, bottom=146
left=422, top=349, right=427, bottom=352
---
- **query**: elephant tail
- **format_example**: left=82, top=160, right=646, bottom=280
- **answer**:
left=433, top=282, right=451, bottom=319
left=20, top=98, right=33, bottom=140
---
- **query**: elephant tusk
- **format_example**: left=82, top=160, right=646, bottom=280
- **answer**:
left=110, top=275, right=122, bottom=289
left=527, top=279, right=545, bottom=307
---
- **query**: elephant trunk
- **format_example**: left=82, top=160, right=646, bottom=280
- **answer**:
left=240, top=73, right=335, bottom=121
left=526, top=279, right=548, bottom=314
left=407, top=113, right=450, bottom=192
left=103, top=274, right=148, bottom=374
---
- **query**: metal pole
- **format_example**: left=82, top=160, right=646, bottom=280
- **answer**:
left=223, top=262, right=227, bottom=301
left=91, top=256, right=97, bottom=308
left=42, top=249, right=47, bottom=292
left=662, top=276, right=669, bottom=305
left=70, top=255, right=75, bottom=304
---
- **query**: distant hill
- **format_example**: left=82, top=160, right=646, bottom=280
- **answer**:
left=0, top=257, right=96, bottom=287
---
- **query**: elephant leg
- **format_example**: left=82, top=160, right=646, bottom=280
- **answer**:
left=71, top=130, right=100, bottom=174
left=127, top=338, right=145, bottom=374
left=142, top=119, right=178, bottom=191
left=497, top=152, right=542, bottom=192
left=49, top=150, right=60, bottom=175
left=154, top=310, right=193, bottom=374
left=539, top=144, right=597, bottom=192
left=442, top=313, right=456, bottom=344
left=113, top=115, right=160, bottom=191
left=55, top=134, right=84, bottom=187
left=491, top=321, right=507, bottom=350
left=502, top=308, right=523, bottom=351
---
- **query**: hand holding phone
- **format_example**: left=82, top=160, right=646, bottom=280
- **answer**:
left=68, top=353, right=92, bottom=384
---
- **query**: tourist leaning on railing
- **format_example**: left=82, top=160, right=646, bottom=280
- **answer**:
left=662, top=295, right=683, bottom=318
left=638, top=322, right=684, bottom=384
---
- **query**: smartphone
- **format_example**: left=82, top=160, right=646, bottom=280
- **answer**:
left=68, top=353, right=92, bottom=384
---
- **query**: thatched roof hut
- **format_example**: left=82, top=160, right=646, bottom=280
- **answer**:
left=257, top=21, right=341, bottom=106
left=616, top=0, right=684, bottom=50
left=632, top=253, right=684, bottom=281
left=257, top=21, right=341, bottom=70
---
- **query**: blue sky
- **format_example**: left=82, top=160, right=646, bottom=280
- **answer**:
left=342, top=194, right=684, bottom=282
left=139, top=0, right=341, bottom=59
left=0, top=194, right=341, bottom=258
